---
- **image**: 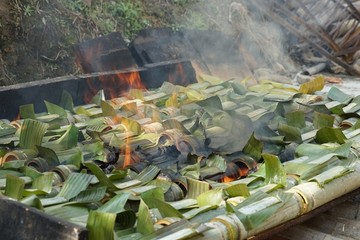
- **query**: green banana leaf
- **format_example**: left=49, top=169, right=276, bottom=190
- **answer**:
left=45, top=100, right=67, bottom=118
left=5, top=174, right=25, bottom=200
left=299, top=75, right=324, bottom=94
left=315, top=127, right=347, bottom=144
left=19, top=119, right=49, bottom=150
left=262, top=153, right=287, bottom=186
left=137, top=199, right=155, bottom=235
left=87, top=210, right=116, bottom=240
left=19, top=104, right=36, bottom=119
left=60, top=90, right=74, bottom=112
left=196, top=188, right=224, bottom=207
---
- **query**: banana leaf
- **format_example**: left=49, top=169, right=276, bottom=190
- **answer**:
left=84, top=162, right=124, bottom=191
left=137, top=199, right=155, bottom=235
left=24, top=172, right=54, bottom=196
left=101, top=100, right=117, bottom=117
left=196, top=188, right=224, bottom=207
left=128, top=89, right=145, bottom=100
left=315, top=127, right=346, bottom=144
left=243, top=134, right=263, bottom=160
left=56, top=147, right=83, bottom=168
left=313, top=112, right=335, bottom=129
left=81, top=140, right=105, bottom=161
left=168, top=199, right=198, bottom=210
left=0, top=123, right=16, bottom=138
left=5, top=174, right=25, bottom=200
left=20, top=194, right=43, bottom=210
left=225, top=183, right=251, bottom=197
left=57, top=172, right=94, bottom=200
left=121, top=117, right=142, bottom=135
left=144, top=198, right=183, bottom=219
left=299, top=75, right=325, bottom=94
left=343, top=103, right=360, bottom=115
left=19, top=119, right=49, bottom=150
left=309, top=165, right=353, bottom=187
left=186, top=177, right=210, bottom=199
left=2, top=160, right=26, bottom=169
left=182, top=205, right=218, bottom=220
left=44, top=124, right=79, bottom=151
left=36, top=146, right=60, bottom=167
left=19, top=104, right=36, bottom=119
left=198, top=73, right=224, bottom=85
left=87, top=210, right=116, bottom=240
left=284, top=154, right=340, bottom=180
left=205, top=155, right=227, bottom=172
left=97, top=192, right=136, bottom=229
left=165, top=92, right=179, bottom=108
left=325, top=101, right=345, bottom=115
left=180, top=163, right=200, bottom=179
left=148, top=178, right=173, bottom=193
left=227, top=191, right=292, bottom=231
left=20, top=166, right=42, bottom=179
left=206, top=111, right=254, bottom=153
left=285, top=111, right=306, bottom=129
left=0, top=169, right=24, bottom=178
left=278, top=124, right=302, bottom=143
left=232, top=82, right=247, bottom=95
left=264, top=89, right=298, bottom=102
left=136, top=165, right=161, bottom=185
left=327, top=87, right=352, bottom=104
left=46, top=204, right=89, bottom=221
left=196, top=96, right=223, bottom=114
left=140, top=186, right=164, bottom=202
left=296, top=142, right=352, bottom=158
left=262, top=154, right=287, bottom=187
left=91, top=90, right=105, bottom=105
left=60, top=90, right=74, bottom=112
left=44, top=100, right=67, bottom=118
left=140, top=219, right=194, bottom=240
left=70, top=186, right=107, bottom=203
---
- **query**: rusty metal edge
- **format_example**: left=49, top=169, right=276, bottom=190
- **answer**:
left=248, top=187, right=360, bottom=240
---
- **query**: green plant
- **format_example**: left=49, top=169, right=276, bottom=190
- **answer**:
left=23, top=4, right=34, bottom=17
left=106, top=1, right=149, bottom=40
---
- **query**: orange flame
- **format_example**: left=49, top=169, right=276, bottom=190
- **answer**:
left=222, top=176, right=235, bottom=183
left=221, top=161, right=250, bottom=183
left=123, top=135, right=132, bottom=168
left=167, top=63, right=188, bottom=86
left=14, top=112, right=20, bottom=121
left=84, top=70, right=145, bottom=103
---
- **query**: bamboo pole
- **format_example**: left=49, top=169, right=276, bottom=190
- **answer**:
left=242, top=161, right=360, bottom=238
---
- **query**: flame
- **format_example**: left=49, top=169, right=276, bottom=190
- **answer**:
left=221, top=161, right=250, bottom=183
left=84, top=70, right=145, bottom=103
left=222, top=176, right=236, bottom=183
left=14, top=112, right=20, bottom=121
left=167, top=63, right=188, bottom=86
left=123, top=135, right=132, bottom=168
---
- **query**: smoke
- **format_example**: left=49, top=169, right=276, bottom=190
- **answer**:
left=175, top=0, right=299, bottom=82
left=229, top=1, right=296, bottom=71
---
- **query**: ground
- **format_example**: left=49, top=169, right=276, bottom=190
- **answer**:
left=0, top=0, right=237, bottom=86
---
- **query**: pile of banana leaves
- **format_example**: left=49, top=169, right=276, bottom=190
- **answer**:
left=1, top=74, right=360, bottom=239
